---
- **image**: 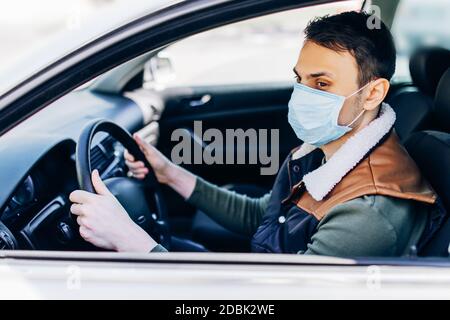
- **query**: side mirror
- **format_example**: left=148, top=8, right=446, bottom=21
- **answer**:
left=143, top=53, right=176, bottom=89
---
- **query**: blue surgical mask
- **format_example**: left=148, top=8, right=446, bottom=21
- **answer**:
left=287, top=82, right=369, bottom=147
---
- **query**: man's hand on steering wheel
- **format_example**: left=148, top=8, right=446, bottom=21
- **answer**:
left=125, top=134, right=197, bottom=200
left=71, top=121, right=198, bottom=253
left=124, top=134, right=174, bottom=184
left=69, top=169, right=157, bottom=252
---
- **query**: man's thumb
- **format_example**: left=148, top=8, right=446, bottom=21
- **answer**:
left=92, top=169, right=111, bottom=196
left=134, top=134, right=152, bottom=156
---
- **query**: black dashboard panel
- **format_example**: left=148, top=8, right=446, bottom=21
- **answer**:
left=0, top=89, right=142, bottom=210
left=0, top=89, right=144, bottom=249
left=1, top=140, right=76, bottom=228
left=5, top=141, right=78, bottom=249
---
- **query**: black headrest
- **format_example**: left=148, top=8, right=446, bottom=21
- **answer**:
left=405, top=130, right=450, bottom=211
left=409, top=47, right=450, bottom=96
left=434, top=69, right=450, bottom=130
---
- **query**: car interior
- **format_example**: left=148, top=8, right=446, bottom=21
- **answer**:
left=1, top=0, right=450, bottom=259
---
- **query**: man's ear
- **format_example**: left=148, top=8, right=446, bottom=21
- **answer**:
left=363, top=78, right=390, bottom=111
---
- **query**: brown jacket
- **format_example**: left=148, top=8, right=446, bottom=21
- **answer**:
left=295, top=132, right=436, bottom=220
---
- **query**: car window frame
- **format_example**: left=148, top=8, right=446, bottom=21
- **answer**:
left=2, top=250, right=450, bottom=268
left=2, top=0, right=448, bottom=266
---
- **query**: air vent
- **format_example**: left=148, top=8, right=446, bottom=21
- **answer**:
left=0, top=230, right=16, bottom=250
left=0, top=236, right=8, bottom=250
left=90, top=136, right=116, bottom=172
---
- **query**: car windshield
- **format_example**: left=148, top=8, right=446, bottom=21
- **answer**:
left=0, top=0, right=182, bottom=99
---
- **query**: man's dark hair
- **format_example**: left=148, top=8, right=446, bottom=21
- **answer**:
left=304, top=11, right=396, bottom=86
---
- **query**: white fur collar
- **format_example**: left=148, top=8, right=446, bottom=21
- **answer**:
left=292, top=103, right=396, bottom=201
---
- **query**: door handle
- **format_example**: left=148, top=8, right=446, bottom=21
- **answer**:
left=188, top=94, right=212, bottom=107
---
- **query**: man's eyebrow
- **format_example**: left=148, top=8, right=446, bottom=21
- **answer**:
left=293, top=67, right=334, bottom=79
left=309, top=71, right=334, bottom=78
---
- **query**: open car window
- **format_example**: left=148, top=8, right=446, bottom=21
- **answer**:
left=391, top=0, right=450, bottom=83
left=151, top=0, right=362, bottom=88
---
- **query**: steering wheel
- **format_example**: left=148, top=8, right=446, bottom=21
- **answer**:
left=75, top=119, right=171, bottom=250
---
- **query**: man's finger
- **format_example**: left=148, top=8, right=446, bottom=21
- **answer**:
left=131, top=167, right=149, bottom=175
left=92, top=169, right=111, bottom=196
left=70, top=203, right=85, bottom=216
left=125, top=160, right=145, bottom=170
left=133, top=173, right=147, bottom=180
left=79, top=226, right=91, bottom=241
left=134, top=134, right=152, bottom=156
left=76, top=215, right=84, bottom=226
left=69, top=190, right=97, bottom=204
left=124, top=149, right=135, bottom=162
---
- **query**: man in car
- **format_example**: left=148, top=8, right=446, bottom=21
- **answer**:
left=69, top=11, right=442, bottom=256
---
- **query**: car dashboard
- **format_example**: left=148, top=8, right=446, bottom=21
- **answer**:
left=0, top=89, right=148, bottom=251
left=0, top=135, right=127, bottom=251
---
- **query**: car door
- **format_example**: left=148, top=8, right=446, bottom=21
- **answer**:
left=157, top=83, right=295, bottom=189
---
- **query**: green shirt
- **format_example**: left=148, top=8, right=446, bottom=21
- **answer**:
left=152, top=177, right=429, bottom=257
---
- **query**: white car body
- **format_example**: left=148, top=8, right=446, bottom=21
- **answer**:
left=1, top=251, right=450, bottom=299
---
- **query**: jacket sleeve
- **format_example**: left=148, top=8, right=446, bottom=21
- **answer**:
left=186, top=177, right=271, bottom=236
left=303, top=196, right=399, bottom=257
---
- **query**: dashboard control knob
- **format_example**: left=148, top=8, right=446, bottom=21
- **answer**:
left=57, top=222, right=74, bottom=244
left=0, top=222, right=18, bottom=249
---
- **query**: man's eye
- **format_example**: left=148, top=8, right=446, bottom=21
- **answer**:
left=317, top=81, right=328, bottom=88
left=294, top=75, right=301, bottom=83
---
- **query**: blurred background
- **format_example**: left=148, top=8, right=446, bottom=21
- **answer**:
left=0, top=0, right=110, bottom=68
left=0, top=0, right=449, bottom=88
